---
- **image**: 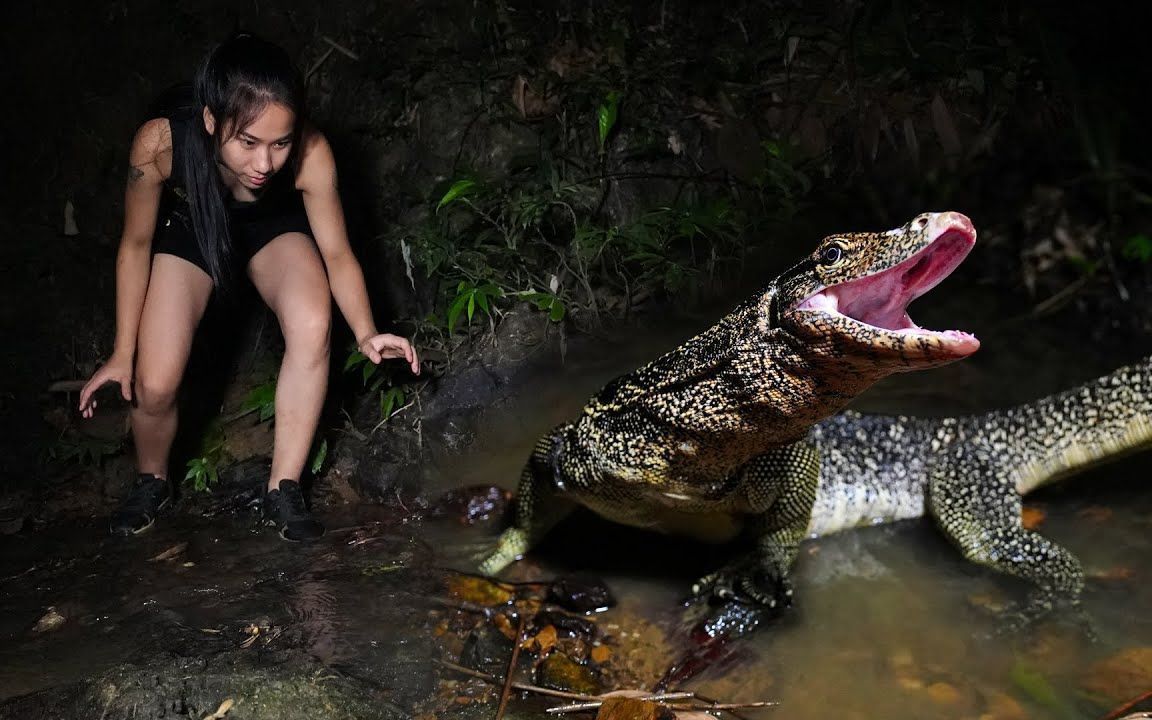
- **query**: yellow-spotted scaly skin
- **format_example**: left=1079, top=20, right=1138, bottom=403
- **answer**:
left=480, top=212, right=976, bottom=606
left=804, top=355, right=1152, bottom=624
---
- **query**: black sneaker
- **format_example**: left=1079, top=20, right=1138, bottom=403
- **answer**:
left=109, top=474, right=171, bottom=536
left=264, top=479, right=324, bottom=542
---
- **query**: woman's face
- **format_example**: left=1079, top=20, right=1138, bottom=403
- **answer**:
left=204, top=102, right=296, bottom=192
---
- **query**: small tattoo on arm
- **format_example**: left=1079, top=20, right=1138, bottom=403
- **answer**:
left=128, top=166, right=145, bottom=184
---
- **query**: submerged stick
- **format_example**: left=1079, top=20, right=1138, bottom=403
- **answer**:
left=1100, top=691, right=1152, bottom=720
left=494, top=614, right=527, bottom=720
left=436, top=660, right=595, bottom=702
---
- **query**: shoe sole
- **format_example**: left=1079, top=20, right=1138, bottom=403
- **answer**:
left=111, top=497, right=171, bottom=537
left=277, top=526, right=325, bottom=542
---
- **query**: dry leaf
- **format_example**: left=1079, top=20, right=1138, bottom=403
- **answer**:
left=201, top=698, right=234, bottom=720
left=979, top=690, right=1028, bottom=720
left=530, top=625, right=559, bottom=653
left=926, top=682, right=962, bottom=705
left=591, top=645, right=612, bottom=664
left=1078, top=506, right=1113, bottom=523
left=596, top=697, right=673, bottom=720
left=1089, top=566, right=1135, bottom=582
left=63, top=201, right=79, bottom=236
left=32, top=607, right=66, bottom=633
left=149, top=542, right=188, bottom=562
left=1081, top=647, right=1152, bottom=703
left=931, top=94, right=962, bottom=157
left=492, top=613, right=518, bottom=641
left=446, top=575, right=513, bottom=606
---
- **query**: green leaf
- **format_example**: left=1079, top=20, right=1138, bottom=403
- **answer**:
left=241, top=382, right=276, bottom=414
left=1009, top=659, right=1076, bottom=719
left=436, top=179, right=477, bottom=212
left=309, top=438, right=328, bottom=475
left=361, top=358, right=378, bottom=386
left=343, top=350, right=367, bottom=372
left=548, top=298, right=566, bottom=322
left=466, top=293, right=476, bottom=323
left=1122, top=233, right=1152, bottom=262
left=447, top=292, right=470, bottom=334
left=597, top=91, right=621, bottom=150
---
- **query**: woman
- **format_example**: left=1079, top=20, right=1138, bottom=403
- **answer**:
left=78, top=33, right=419, bottom=541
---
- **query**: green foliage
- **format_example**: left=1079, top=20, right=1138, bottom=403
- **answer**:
left=343, top=347, right=416, bottom=430
left=519, top=291, right=566, bottom=322
left=447, top=280, right=503, bottom=334
left=239, top=381, right=276, bottom=423
left=1009, top=658, right=1077, bottom=720
left=46, top=433, right=122, bottom=469
left=184, top=456, right=219, bottom=493
left=597, top=91, right=620, bottom=152
left=1121, top=233, right=1152, bottom=263
left=309, top=437, right=328, bottom=476
left=184, top=418, right=225, bottom=493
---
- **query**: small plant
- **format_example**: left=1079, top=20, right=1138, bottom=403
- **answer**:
left=447, top=280, right=504, bottom=334
left=184, top=418, right=226, bottom=493
left=1121, top=233, right=1152, bottom=262
left=45, top=432, right=123, bottom=469
left=344, top=348, right=416, bottom=430
left=237, top=380, right=276, bottom=423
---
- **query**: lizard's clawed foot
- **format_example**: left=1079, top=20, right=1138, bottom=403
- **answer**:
left=688, top=561, right=793, bottom=611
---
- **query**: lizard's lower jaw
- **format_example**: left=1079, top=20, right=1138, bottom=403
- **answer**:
left=787, top=309, right=980, bottom=369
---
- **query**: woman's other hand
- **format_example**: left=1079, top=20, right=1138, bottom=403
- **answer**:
left=358, top=334, right=420, bottom=375
left=78, top=354, right=134, bottom=418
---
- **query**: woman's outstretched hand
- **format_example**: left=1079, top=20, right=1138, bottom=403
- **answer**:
left=78, top=354, right=134, bottom=418
left=358, top=333, right=421, bottom=375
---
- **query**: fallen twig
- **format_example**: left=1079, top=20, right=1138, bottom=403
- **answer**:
left=321, top=36, right=359, bottom=60
left=201, top=698, right=234, bottom=720
left=545, top=696, right=776, bottom=716
left=545, top=693, right=695, bottom=714
left=1100, top=691, right=1152, bottom=720
left=494, top=614, right=526, bottom=720
left=436, top=660, right=594, bottom=702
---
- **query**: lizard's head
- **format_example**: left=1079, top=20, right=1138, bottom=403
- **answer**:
left=768, top=211, right=979, bottom=369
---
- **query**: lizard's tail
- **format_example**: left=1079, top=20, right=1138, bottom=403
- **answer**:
left=972, top=356, right=1152, bottom=495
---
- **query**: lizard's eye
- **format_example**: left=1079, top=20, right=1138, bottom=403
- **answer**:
left=821, top=244, right=843, bottom=265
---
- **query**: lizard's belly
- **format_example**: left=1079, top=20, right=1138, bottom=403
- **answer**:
left=805, top=469, right=925, bottom=537
left=574, top=485, right=746, bottom=544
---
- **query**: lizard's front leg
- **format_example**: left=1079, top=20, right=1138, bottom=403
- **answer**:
left=479, top=429, right=576, bottom=576
left=691, top=442, right=820, bottom=609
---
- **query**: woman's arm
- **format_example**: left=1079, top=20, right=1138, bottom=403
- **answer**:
left=79, top=119, right=168, bottom=414
left=297, top=130, right=419, bottom=373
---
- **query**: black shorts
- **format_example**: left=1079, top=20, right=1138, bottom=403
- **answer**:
left=153, top=194, right=312, bottom=277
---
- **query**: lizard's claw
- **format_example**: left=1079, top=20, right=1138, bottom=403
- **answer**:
left=689, top=562, right=793, bottom=611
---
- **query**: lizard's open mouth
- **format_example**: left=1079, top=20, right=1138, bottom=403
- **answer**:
left=795, top=216, right=979, bottom=354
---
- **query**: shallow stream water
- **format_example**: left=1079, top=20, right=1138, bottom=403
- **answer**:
left=2, top=307, right=1150, bottom=719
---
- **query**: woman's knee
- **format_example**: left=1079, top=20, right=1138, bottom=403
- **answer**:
left=134, top=373, right=180, bottom=415
left=281, top=304, right=332, bottom=362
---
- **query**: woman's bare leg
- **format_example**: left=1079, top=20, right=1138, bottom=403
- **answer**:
left=132, top=254, right=214, bottom=477
left=246, top=232, right=332, bottom=491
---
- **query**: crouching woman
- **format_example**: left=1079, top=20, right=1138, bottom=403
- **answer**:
left=79, top=33, right=419, bottom=541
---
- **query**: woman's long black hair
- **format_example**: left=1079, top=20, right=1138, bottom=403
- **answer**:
left=181, top=33, right=307, bottom=289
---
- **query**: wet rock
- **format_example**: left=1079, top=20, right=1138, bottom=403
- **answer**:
left=534, top=610, right=597, bottom=639
left=979, top=690, right=1028, bottom=720
left=0, top=649, right=409, bottom=719
left=547, top=576, right=616, bottom=613
left=1080, top=646, right=1152, bottom=704
left=536, top=652, right=601, bottom=696
left=430, top=485, right=513, bottom=528
left=460, top=624, right=514, bottom=676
